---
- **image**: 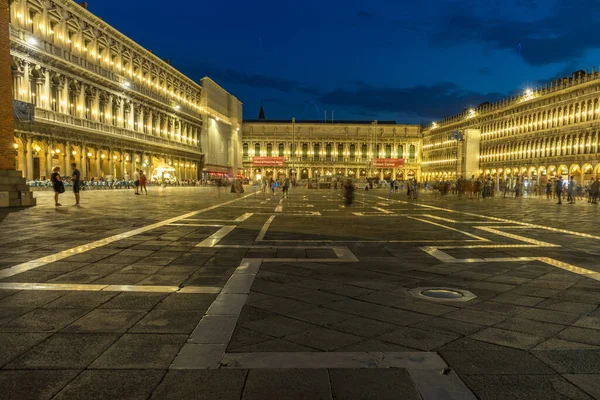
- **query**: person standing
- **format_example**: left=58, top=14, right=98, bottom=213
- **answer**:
left=133, top=169, right=140, bottom=195
left=71, top=163, right=81, bottom=207
left=51, top=166, right=64, bottom=207
left=555, top=177, right=563, bottom=204
left=568, top=176, right=576, bottom=204
left=282, top=177, right=289, bottom=198
left=139, top=170, right=148, bottom=195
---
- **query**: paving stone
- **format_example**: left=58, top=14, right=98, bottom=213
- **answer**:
left=0, top=308, right=89, bottom=332
left=445, top=308, right=508, bottom=326
left=468, top=300, right=527, bottom=316
left=0, top=291, right=67, bottom=308
left=334, top=338, right=418, bottom=352
left=376, top=326, right=459, bottom=351
left=237, top=305, right=278, bottom=324
left=518, top=308, right=582, bottom=326
left=243, top=369, right=331, bottom=400
left=495, top=317, right=566, bottom=338
left=470, top=327, right=545, bottom=350
left=129, top=310, right=204, bottom=334
left=329, top=369, right=420, bottom=400
left=0, top=333, right=51, bottom=367
left=285, top=326, right=363, bottom=351
left=324, top=298, right=429, bottom=326
left=0, top=370, right=79, bottom=400
left=44, top=291, right=118, bottom=309
left=492, top=292, right=546, bottom=307
left=573, top=316, right=600, bottom=330
left=118, top=265, right=164, bottom=274
left=462, top=374, right=592, bottom=400
left=227, top=326, right=276, bottom=351
left=415, top=317, right=485, bottom=336
left=242, top=315, right=315, bottom=338
left=99, top=292, right=169, bottom=309
left=230, top=338, right=318, bottom=353
left=532, top=350, right=600, bottom=374
left=63, top=309, right=147, bottom=333
left=441, top=350, right=556, bottom=375
left=151, top=370, right=247, bottom=400
left=563, top=375, right=600, bottom=399
left=327, top=316, right=397, bottom=338
left=535, top=299, right=598, bottom=315
left=533, top=339, right=600, bottom=350
left=94, top=273, right=149, bottom=285
left=6, top=333, right=119, bottom=369
left=0, top=307, right=35, bottom=326
left=54, top=370, right=165, bottom=400
left=289, top=306, right=353, bottom=326
left=250, top=296, right=314, bottom=315
left=90, top=334, right=188, bottom=369
left=155, top=293, right=217, bottom=310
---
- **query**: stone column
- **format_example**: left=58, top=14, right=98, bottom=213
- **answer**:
left=65, top=143, right=71, bottom=176
left=16, top=140, right=25, bottom=178
left=95, top=150, right=101, bottom=178
left=121, top=152, right=126, bottom=179
left=109, top=151, right=115, bottom=178
left=80, top=146, right=86, bottom=181
left=25, top=137, right=33, bottom=180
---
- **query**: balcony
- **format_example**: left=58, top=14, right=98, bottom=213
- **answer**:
left=34, top=107, right=201, bottom=153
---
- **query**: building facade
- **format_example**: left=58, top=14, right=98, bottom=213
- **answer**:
left=422, top=70, right=600, bottom=190
left=8, top=0, right=241, bottom=182
left=242, top=119, right=421, bottom=181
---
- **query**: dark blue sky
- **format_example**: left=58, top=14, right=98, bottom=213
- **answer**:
left=92, top=0, right=600, bottom=124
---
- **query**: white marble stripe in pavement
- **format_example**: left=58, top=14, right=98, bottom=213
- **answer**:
left=0, top=282, right=222, bottom=293
left=171, top=258, right=262, bottom=369
left=195, top=226, right=237, bottom=247
left=0, top=193, right=255, bottom=279
left=256, top=215, right=276, bottom=241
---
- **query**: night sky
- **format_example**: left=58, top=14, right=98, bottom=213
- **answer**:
left=91, top=0, right=600, bottom=124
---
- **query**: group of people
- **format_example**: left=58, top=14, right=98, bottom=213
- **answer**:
left=261, top=177, right=291, bottom=197
left=51, top=166, right=149, bottom=207
left=553, top=176, right=600, bottom=204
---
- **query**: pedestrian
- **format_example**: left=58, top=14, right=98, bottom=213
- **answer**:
left=568, top=176, right=576, bottom=204
left=282, top=177, right=289, bottom=198
left=51, top=166, right=64, bottom=207
left=133, top=169, right=140, bottom=195
left=555, top=177, right=563, bottom=204
left=139, top=170, right=148, bottom=195
left=546, top=181, right=552, bottom=200
left=503, top=181, right=509, bottom=198
left=271, top=180, right=278, bottom=195
left=71, top=163, right=81, bottom=207
left=592, top=178, right=600, bottom=204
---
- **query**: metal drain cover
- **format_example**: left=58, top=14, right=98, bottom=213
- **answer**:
left=408, top=287, right=477, bottom=302
left=421, top=289, right=463, bottom=299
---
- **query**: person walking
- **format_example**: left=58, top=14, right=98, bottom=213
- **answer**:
left=592, top=178, right=600, bottom=204
left=71, top=163, right=81, bottom=207
left=51, top=166, right=64, bottom=207
left=568, top=176, right=576, bottom=204
left=555, top=177, right=563, bottom=204
left=133, top=169, right=140, bottom=195
left=282, top=177, right=290, bottom=198
left=139, top=170, right=148, bottom=195
left=546, top=181, right=552, bottom=200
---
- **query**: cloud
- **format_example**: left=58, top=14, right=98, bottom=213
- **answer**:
left=356, top=10, right=375, bottom=18
left=430, top=0, right=600, bottom=66
left=319, top=82, right=504, bottom=121
left=208, top=68, right=321, bottom=95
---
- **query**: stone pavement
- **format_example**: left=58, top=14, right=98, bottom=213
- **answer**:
left=1, top=186, right=600, bottom=399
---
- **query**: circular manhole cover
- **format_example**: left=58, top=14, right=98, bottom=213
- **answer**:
left=420, top=289, right=464, bottom=299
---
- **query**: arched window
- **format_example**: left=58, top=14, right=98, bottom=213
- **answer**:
left=278, top=143, right=284, bottom=157
left=243, top=143, right=249, bottom=157
left=254, top=143, right=260, bottom=156
left=337, top=144, right=344, bottom=160
left=398, top=145, right=403, bottom=158
left=385, top=144, right=391, bottom=158
left=326, top=143, right=332, bottom=159
left=313, top=143, right=320, bottom=160
left=361, top=144, right=367, bottom=158
left=409, top=145, right=416, bottom=159
left=350, top=144, right=356, bottom=158
left=267, top=143, right=273, bottom=157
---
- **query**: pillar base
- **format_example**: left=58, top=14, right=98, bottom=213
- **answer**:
left=0, top=170, right=36, bottom=207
